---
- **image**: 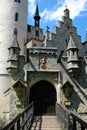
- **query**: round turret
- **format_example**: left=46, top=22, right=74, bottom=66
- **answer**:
left=0, top=0, right=28, bottom=97
left=0, top=0, right=28, bottom=119
left=0, top=0, right=28, bottom=74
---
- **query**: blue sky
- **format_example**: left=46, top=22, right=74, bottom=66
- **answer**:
left=28, top=0, right=87, bottom=42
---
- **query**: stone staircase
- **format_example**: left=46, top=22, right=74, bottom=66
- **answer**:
left=30, top=115, right=64, bottom=130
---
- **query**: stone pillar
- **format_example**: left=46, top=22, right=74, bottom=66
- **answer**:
left=57, top=82, right=63, bottom=104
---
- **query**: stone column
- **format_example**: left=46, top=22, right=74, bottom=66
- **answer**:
left=57, top=82, right=63, bottom=104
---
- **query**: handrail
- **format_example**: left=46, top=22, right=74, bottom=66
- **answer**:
left=56, top=103, right=87, bottom=130
left=56, top=103, right=70, bottom=130
left=70, top=113, right=87, bottom=130
left=2, top=102, right=34, bottom=130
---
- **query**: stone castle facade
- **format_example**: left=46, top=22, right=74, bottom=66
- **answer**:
left=0, top=0, right=87, bottom=122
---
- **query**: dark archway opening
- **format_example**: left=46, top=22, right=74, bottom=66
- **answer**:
left=29, top=80, right=57, bottom=116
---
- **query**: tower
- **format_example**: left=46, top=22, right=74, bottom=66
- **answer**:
left=34, top=4, right=41, bottom=39
left=64, top=6, right=70, bottom=18
left=67, top=33, right=79, bottom=76
left=0, top=0, right=28, bottom=117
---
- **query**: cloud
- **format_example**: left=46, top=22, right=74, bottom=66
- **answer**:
left=28, top=0, right=36, bottom=16
left=65, top=0, right=87, bottom=18
left=28, top=0, right=87, bottom=22
left=28, top=0, right=41, bottom=16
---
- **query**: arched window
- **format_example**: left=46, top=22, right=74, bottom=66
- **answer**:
left=15, top=13, right=18, bottom=22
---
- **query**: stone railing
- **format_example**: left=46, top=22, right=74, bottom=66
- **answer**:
left=2, top=102, right=34, bottom=130
left=56, top=103, right=70, bottom=130
left=56, top=103, right=87, bottom=130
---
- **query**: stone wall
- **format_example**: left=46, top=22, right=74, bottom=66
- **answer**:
left=27, top=47, right=58, bottom=71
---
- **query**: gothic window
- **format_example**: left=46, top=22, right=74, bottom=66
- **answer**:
left=15, top=13, right=18, bottom=22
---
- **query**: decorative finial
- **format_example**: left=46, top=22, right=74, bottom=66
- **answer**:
left=65, top=3, right=67, bottom=9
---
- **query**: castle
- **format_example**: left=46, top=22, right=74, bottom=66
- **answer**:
left=0, top=0, right=87, bottom=123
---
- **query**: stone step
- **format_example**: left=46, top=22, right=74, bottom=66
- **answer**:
left=30, top=115, right=64, bottom=130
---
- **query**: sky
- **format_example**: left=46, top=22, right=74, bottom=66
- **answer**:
left=28, top=0, right=87, bottom=42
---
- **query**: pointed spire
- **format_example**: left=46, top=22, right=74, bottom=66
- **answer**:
left=67, top=32, right=78, bottom=50
left=65, top=3, right=67, bottom=9
left=34, top=2, right=41, bottom=28
left=9, top=29, right=20, bottom=50
left=12, top=29, right=20, bottom=49
left=34, top=3, right=40, bottom=20
left=12, top=35, right=19, bottom=48
left=35, top=4, right=39, bottom=17
left=34, top=2, right=41, bottom=40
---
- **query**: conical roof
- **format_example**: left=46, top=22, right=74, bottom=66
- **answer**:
left=8, top=34, right=20, bottom=49
left=67, top=34, right=78, bottom=50
left=34, top=4, right=40, bottom=20
left=12, top=35, right=19, bottom=48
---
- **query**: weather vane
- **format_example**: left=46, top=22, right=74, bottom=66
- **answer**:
left=65, top=3, right=67, bottom=9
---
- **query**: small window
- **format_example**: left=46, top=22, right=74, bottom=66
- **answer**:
left=15, top=13, right=18, bottom=22
left=28, top=25, right=31, bottom=32
left=26, top=49, right=29, bottom=62
left=72, top=50, right=74, bottom=55
left=14, top=0, right=17, bottom=2
left=34, top=44, right=36, bottom=47
left=36, top=30, right=39, bottom=37
left=13, top=48, right=16, bottom=55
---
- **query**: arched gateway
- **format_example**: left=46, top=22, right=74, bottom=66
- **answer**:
left=29, top=80, right=57, bottom=115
